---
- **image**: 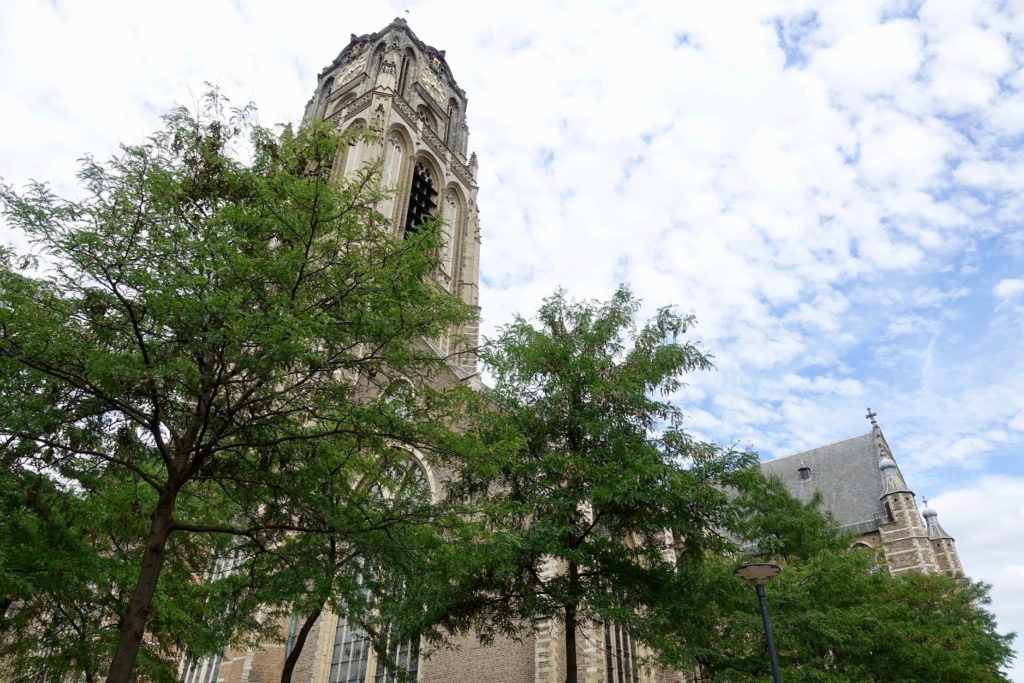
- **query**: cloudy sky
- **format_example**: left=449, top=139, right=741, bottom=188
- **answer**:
left=2, top=0, right=1022, bottom=676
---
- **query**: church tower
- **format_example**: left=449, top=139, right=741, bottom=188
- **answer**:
left=197, top=23, right=497, bottom=683
left=305, top=17, right=482, bottom=380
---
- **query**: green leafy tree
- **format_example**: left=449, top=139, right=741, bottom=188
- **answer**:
left=254, top=417, right=464, bottom=683
left=648, top=476, right=1017, bottom=681
left=0, top=444, right=252, bottom=683
left=0, top=91, right=471, bottom=682
left=439, top=287, right=760, bottom=683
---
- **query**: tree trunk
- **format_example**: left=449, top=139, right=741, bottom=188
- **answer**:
left=564, top=600, right=578, bottom=683
left=105, top=486, right=178, bottom=683
left=280, top=607, right=322, bottom=683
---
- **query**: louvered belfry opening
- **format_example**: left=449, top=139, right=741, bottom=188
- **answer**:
left=404, top=162, right=437, bottom=238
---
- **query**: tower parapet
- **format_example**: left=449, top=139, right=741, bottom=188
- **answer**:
left=305, top=17, right=472, bottom=165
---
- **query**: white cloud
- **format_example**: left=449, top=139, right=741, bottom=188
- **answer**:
left=811, top=19, right=923, bottom=97
left=934, top=476, right=1024, bottom=681
left=994, top=278, right=1024, bottom=301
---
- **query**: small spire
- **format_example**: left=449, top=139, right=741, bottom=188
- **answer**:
left=922, top=500, right=954, bottom=540
left=879, top=457, right=911, bottom=497
left=866, top=407, right=878, bottom=426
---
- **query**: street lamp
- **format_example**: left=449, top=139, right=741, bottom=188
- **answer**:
left=734, top=563, right=783, bottom=683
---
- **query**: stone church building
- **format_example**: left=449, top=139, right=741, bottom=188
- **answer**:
left=182, top=19, right=964, bottom=683
left=762, top=410, right=963, bottom=577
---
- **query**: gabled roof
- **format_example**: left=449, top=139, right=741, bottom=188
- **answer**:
left=761, top=432, right=889, bottom=534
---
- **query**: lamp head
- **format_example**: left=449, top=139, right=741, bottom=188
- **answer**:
left=733, top=563, right=782, bottom=587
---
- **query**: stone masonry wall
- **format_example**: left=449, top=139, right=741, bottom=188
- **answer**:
left=878, top=491, right=938, bottom=575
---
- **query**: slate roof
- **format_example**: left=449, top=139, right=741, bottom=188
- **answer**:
left=761, top=432, right=889, bottom=534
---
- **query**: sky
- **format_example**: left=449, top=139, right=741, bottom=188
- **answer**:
left=1, top=0, right=1022, bottom=677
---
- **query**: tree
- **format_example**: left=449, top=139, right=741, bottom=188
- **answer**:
left=646, top=476, right=1017, bottom=681
left=0, top=458, right=256, bottom=683
left=255, top=417, right=464, bottom=683
left=0, top=91, right=472, bottom=681
left=440, top=287, right=760, bottom=683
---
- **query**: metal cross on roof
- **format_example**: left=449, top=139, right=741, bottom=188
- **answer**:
left=866, top=408, right=878, bottom=425
left=922, top=496, right=929, bottom=506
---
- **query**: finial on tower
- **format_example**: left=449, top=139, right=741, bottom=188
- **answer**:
left=866, top=407, right=878, bottom=426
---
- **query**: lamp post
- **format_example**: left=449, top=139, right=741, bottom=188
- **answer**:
left=734, top=563, right=783, bottom=683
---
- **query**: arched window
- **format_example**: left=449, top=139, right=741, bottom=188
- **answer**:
left=325, top=91, right=356, bottom=120
left=439, top=188, right=463, bottom=280
left=380, top=131, right=409, bottom=228
left=333, top=120, right=371, bottom=181
left=317, top=76, right=335, bottom=118
left=397, top=48, right=416, bottom=96
left=329, top=601, right=421, bottom=682
left=366, top=448, right=431, bottom=503
left=329, top=620, right=371, bottom=683
left=380, top=377, right=415, bottom=418
left=181, top=654, right=222, bottom=683
left=445, top=98, right=459, bottom=147
left=403, top=161, right=437, bottom=238
left=328, top=452, right=429, bottom=682
left=603, top=622, right=639, bottom=683
left=416, top=105, right=437, bottom=132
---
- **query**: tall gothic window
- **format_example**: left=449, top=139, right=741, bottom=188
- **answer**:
left=439, top=189, right=461, bottom=279
left=181, top=655, right=222, bottom=683
left=180, top=553, right=237, bottom=682
left=445, top=98, right=459, bottom=147
left=329, top=617, right=372, bottom=683
left=375, top=625, right=420, bottom=683
left=403, top=162, right=437, bottom=238
left=327, top=453, right=429, bottom=683
left=318, top=76, right=335, bottom=118
left=397, top=48, right=416, bottom=96
left=328, top=618, right=421, bottom=683
left=603, top=623, right=639, bottom=683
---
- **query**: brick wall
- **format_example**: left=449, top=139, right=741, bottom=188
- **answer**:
left=420, top=629, right=535, bottom=683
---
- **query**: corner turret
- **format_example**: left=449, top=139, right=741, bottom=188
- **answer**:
left=869, top=409, right=939, bottom=575
left=922, top=500, right=964, bottom=575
